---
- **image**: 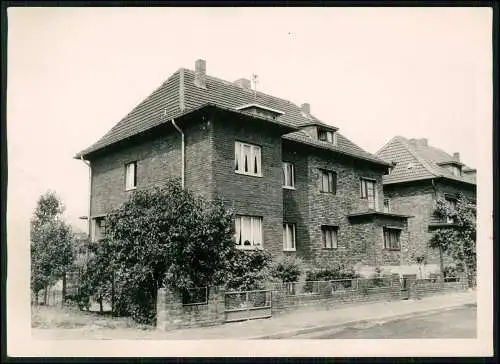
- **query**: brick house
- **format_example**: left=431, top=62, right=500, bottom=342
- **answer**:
left=375, top=136, right=477, bottom=276
left=75, top=59, right=411, bottom=276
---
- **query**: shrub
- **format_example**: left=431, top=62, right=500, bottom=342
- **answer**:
left=271, top=256, right=304, bottom=283
left=305, top=262, right=360, bottom=282
left=223, top=250, right=272, bottom=291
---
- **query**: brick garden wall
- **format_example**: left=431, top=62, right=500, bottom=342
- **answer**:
left=156, top=274, right=469, bottom=331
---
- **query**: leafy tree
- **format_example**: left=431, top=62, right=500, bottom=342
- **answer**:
left=30, top=191, right=75, bottom=305
left=430, top=192, right=476, bottom=285
left=98, top=180, right=236, bottom=323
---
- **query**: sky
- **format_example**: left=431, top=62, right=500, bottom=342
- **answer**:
left=7, top=7, right=492, bottom=235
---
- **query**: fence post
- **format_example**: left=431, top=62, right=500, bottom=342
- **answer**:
left=246, top=291, right=250, bottom=321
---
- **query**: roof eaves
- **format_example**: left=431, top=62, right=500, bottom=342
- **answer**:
left=74, top=102, right=300, bottom=160
left=283, top=133, right=390, bottom=167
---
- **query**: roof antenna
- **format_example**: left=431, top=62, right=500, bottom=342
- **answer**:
left=251, top=74, right=258, bottom=99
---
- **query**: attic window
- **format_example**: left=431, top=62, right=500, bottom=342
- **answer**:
left=451, top=165, right=462, bottom=177
left=318, top=129, right=337, bottom=146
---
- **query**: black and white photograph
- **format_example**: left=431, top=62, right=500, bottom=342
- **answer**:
left=5, top=6, right=493, bottom=357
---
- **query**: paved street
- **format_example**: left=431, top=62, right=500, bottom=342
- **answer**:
left=287, top=304, right=476, bottom=339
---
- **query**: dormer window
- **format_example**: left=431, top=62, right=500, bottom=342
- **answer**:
left=318, top=129, right=337, bottom=145
left=451, top=165, right=461, bottom=177
left=437, top=161, right=463, bottom=177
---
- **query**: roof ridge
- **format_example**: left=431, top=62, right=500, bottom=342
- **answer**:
left=375, top=135, right=401, bottom=159
left=183, top=67, right=335, bottom=128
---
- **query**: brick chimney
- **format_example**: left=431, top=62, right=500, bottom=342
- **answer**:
left=301, top=103, right=310, bottom=114
left=194, top=59, right=206, bottom=89
left=453, top=152, right=460, bottom=162
left=234, top=78, right=251, bottom=89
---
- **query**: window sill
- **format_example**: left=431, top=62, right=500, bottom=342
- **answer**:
left=320, top=191, right=337, bottom=195
left=383, top=248, right=401, bottom=252
left=283, top=186, right=296, bottom=190
left=125, top=187, right=137, bottom=192
left=236, top=245, right=263, bottom=251
left=235, top=171, right=263, bottom=178
left=323, top=247, right=338, bottom=250
left=283, top=248, right=296, bottom=252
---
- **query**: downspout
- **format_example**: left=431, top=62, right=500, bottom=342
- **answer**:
left=431, top=178, right=444, bottom=275
left=80, top=156, right=92, bottom=263
left=171, top=119, right=185, bottom=189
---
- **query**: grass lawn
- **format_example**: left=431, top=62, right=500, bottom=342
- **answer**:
left=31, top=304, right=155, bottom=331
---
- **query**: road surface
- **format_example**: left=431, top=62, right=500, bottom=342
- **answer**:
left=288, top=304, right=476, bottom=339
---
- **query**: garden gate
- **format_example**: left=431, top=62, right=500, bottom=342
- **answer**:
left=224, top=289, right=272, bottom=323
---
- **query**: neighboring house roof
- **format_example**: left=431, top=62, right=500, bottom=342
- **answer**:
left=75, top=64, right=388, bottom=166
left=375, top=136, right=476, bottom=185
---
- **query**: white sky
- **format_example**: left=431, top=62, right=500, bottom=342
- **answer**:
left=7, top=7, right=492, bottom=234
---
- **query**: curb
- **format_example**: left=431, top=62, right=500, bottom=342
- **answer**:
left=244, top=301, right=476, bottom=340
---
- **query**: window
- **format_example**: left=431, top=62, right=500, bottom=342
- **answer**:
left=360, top=178, right=377, bottom=209
left=125, top=161, right=137, bottom=190
left=445, top=197, right=457, bottom=223
left=92, top=217, right=107, bottom=242
left=235, top=141, right=262, bottom=176
left=322, top=226, right=338, bottom=249
left=451, top=165, right=462, bottom=177
left=383, top=199, right=390, bottom=213
left=234, top=215, right=263, bottom=249
left=383, top=228, right=401, bottom=250
left=318, top=129, right=337, bottom=145
left=320, top=170, right=337, bottom=194
left=283, top=223, right=296, bottom=251
left=282, top=162, right=295, bottom=188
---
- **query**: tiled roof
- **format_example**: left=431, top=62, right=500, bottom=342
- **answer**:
left=75, top=65, right=388, bottom=166
left=375, top=136, right=476, bottom=185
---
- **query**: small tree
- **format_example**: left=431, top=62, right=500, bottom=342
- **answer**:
left=430, top=193, right=476, bottom=285
left=30, top=191, right=75, bottom=305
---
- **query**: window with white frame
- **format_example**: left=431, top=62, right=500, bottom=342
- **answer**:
left=451, top=165, right=462, bottom=177
left=320, top=169, right=337, bottom=194
left=235, top=141, right=262, bottom=176
left=282, top=162, right=295, bottom=188
left=360, top=178, right=377, bottom=210
left=383, top=198, right=390, bottom=213
left=92, top=217, right=107, bottom=242
left=234, top=215, right=263, bottom=249
left=125, top=161, right=137, bottom=190
left=283, top=223, right=296, bottom=251
left=322, top=226, right=338, bottom=249
left=383, top=227, right=401, bottom=250
left=445, top=197, right=457, bottom=223
left=318, top=129, right=337, bottom=145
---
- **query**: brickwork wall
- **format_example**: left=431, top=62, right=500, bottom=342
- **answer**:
left=156, top=287, right=225, bottom=331
left=212, top=117, right=284, bottom=257
left=384, top=179, right=476, bottom=275
left=90, top=131, right=182, bottom=216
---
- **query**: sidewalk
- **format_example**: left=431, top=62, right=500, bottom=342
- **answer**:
left=32, top=290, right=476, bottom=340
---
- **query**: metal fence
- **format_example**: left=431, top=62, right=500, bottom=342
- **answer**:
left=268, top=277, right=394, bottom=296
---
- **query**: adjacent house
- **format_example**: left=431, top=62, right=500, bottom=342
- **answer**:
left=375, top=136, right=476, bottom=276
left=75, top=59, right=412, bottom=276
